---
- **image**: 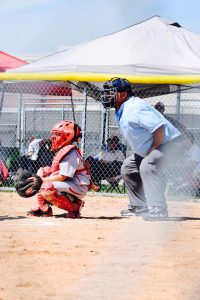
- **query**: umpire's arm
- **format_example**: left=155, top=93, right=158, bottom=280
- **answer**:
left=147, top=126, right=164, bottom=155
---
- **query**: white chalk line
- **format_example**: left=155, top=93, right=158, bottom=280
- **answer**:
left=0, top=219, right=60, bottom=227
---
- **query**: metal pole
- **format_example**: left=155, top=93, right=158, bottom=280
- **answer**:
left=20, top=95, right=25, bottom=154
left=101, top=108, right=107, bottom=145
left=176, top=85, right=181, bottom=122
left=70, top=95, right=76, bottom=122
left=105, top=109, right=110, bottom=141
left=81, top=87, right=88, bottom=154
left=61, top=103, right=64, bottom=120
left=16, top=94, right=22, bottom=148
left=0, top=82, right=6, bottom=117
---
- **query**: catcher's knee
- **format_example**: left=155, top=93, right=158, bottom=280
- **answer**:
left=40, top=182, right=57, bottom=200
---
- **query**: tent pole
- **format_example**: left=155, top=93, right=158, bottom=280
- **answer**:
left=81, top=87, right=87, bottom=154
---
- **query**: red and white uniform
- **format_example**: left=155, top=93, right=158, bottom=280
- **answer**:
left=51, top=147, right=91, bottom=198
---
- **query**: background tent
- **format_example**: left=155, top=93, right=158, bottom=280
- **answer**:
left=8, top=16, right=200, bottom=76
left=0, top=51, right=27, bottom=72
left=0, top=51, right=72, bottom=96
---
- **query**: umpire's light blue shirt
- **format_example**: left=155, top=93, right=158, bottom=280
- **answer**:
left=115, top=96, right=181, bottom=157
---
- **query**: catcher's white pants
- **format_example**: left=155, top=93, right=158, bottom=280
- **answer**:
left=52, top=180, right=89, bottom=199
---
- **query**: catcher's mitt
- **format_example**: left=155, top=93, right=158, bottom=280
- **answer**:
left=14, top=168, right=43, bottom=198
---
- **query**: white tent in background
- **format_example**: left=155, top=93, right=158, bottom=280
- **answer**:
left=8, top=16, right=200, bottom=75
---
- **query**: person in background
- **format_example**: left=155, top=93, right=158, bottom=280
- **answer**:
left=0, top=159, right=9, bottom=185
left=10, top=136, right=46, bottom=173
left=101, top=135, right=127, bottom=157
left=175, top=132, right=200, bottom=195
left=26, top=136, right=43, bottom=161
left=154, top=101, right=190, bottom=140
left=86, top=136, right=125, bottom=186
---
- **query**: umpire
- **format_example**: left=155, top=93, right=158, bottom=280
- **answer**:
left=101, top=78, right=184, bottom=221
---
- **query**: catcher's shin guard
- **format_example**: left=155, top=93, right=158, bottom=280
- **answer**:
left=27, top=194, right=53, bottom=217
left=51, top=194, right=84, bottom=213
left=39, top=182, right=84, bottom=217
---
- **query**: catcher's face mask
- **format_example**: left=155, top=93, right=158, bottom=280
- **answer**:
left=102, top=78, right=132, bottom=109
left=51, top=120, right=82, bottom=151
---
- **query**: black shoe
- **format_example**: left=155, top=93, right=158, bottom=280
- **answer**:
left=121, top=206, right=148, bottom=217
left=27, top=207, right=53, bottom=217
left=143, top=206, right=168, bottom=221
left=63, top=211, right=80, bottom=219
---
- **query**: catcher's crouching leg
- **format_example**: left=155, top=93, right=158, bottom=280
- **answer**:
left=39, top=182, right=84, bottom=218
left=27, top=194, right=53, bottom=217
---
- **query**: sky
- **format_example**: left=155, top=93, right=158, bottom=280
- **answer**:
left=1, top=0, right=200, bottom=57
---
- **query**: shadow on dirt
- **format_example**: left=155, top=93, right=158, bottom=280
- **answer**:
left=0, top=215, right=28, bottom=221
left=169, top=216, right=200, bottom=221
left=55, top=214, right=123, bottom=220
left=146, top=216, right=200, bottom=222
left=80, top=216, right=124, bottom=220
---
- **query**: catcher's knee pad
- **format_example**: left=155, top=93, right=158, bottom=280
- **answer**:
left=40, top=182, right=57, bottom=200
left=39, top=182, right=84, bottom=212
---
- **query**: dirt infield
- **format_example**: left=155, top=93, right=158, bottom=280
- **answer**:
left=0, top=191, right=200, bottom=300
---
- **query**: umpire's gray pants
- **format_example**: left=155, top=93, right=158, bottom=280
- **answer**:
left=121, top=137, right=183, bottom=208
left=121, top=154, right=146, bottom=208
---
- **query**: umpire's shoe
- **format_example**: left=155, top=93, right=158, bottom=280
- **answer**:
left=121, top=206, right=148, bottom=217
left=143, top=206, right=168, bottom=221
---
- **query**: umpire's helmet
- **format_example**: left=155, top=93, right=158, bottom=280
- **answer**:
left=102, top=78, right=132, bottom=108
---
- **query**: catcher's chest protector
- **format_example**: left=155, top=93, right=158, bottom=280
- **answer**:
left=51, top=145, right=85, bottom=174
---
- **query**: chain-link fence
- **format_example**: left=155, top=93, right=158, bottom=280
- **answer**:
left=1, top=80, right=200, bottom=197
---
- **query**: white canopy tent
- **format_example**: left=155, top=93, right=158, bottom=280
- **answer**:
left=8, top=16, right=200, bottom=76
left=4, top=16, right=200, bottom=157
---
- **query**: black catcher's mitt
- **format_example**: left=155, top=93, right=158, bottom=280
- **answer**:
left=14, top=168, right=43, bottom=198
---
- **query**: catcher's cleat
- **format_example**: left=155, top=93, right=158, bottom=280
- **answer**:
left=27, top=206, right=53, bottom=217
left=63, top=211, right=81, bottom=219
left=63, top=200, right=85, bottom=219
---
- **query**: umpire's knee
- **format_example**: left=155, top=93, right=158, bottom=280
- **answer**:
left=121, top=158, right=139, bottom=182
left=121, top=159, right=130, bottom=179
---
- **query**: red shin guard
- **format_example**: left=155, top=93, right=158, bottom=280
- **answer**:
left=37, top=194, right=51, bottom=212
left=50, top=195, right=84, bottom=212
left=38, top=182, right=84, bottom=214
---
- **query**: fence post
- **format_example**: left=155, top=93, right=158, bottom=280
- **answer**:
left=0, top=82, right=6, bottom=117
left=16, top=93, right=22, bottom=148
left=70, top=95, right=76, bottom=122
left=176, top=85, right=181, bottom=121
left=20, top=95, right=25, bottom=154
left=81, top=87, right=87, bottom=153
left=101, top=109, right=107, bottom=145
left=61, top=103, right=64, bottom=120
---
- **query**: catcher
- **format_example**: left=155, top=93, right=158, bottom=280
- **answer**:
left=14, top=120, right=91, bottom=218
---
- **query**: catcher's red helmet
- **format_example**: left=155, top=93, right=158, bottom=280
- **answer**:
left=50, top=120, right=82, bottom=151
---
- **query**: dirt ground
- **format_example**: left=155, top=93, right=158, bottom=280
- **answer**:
left=0, top=191, right=200, bottom=300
